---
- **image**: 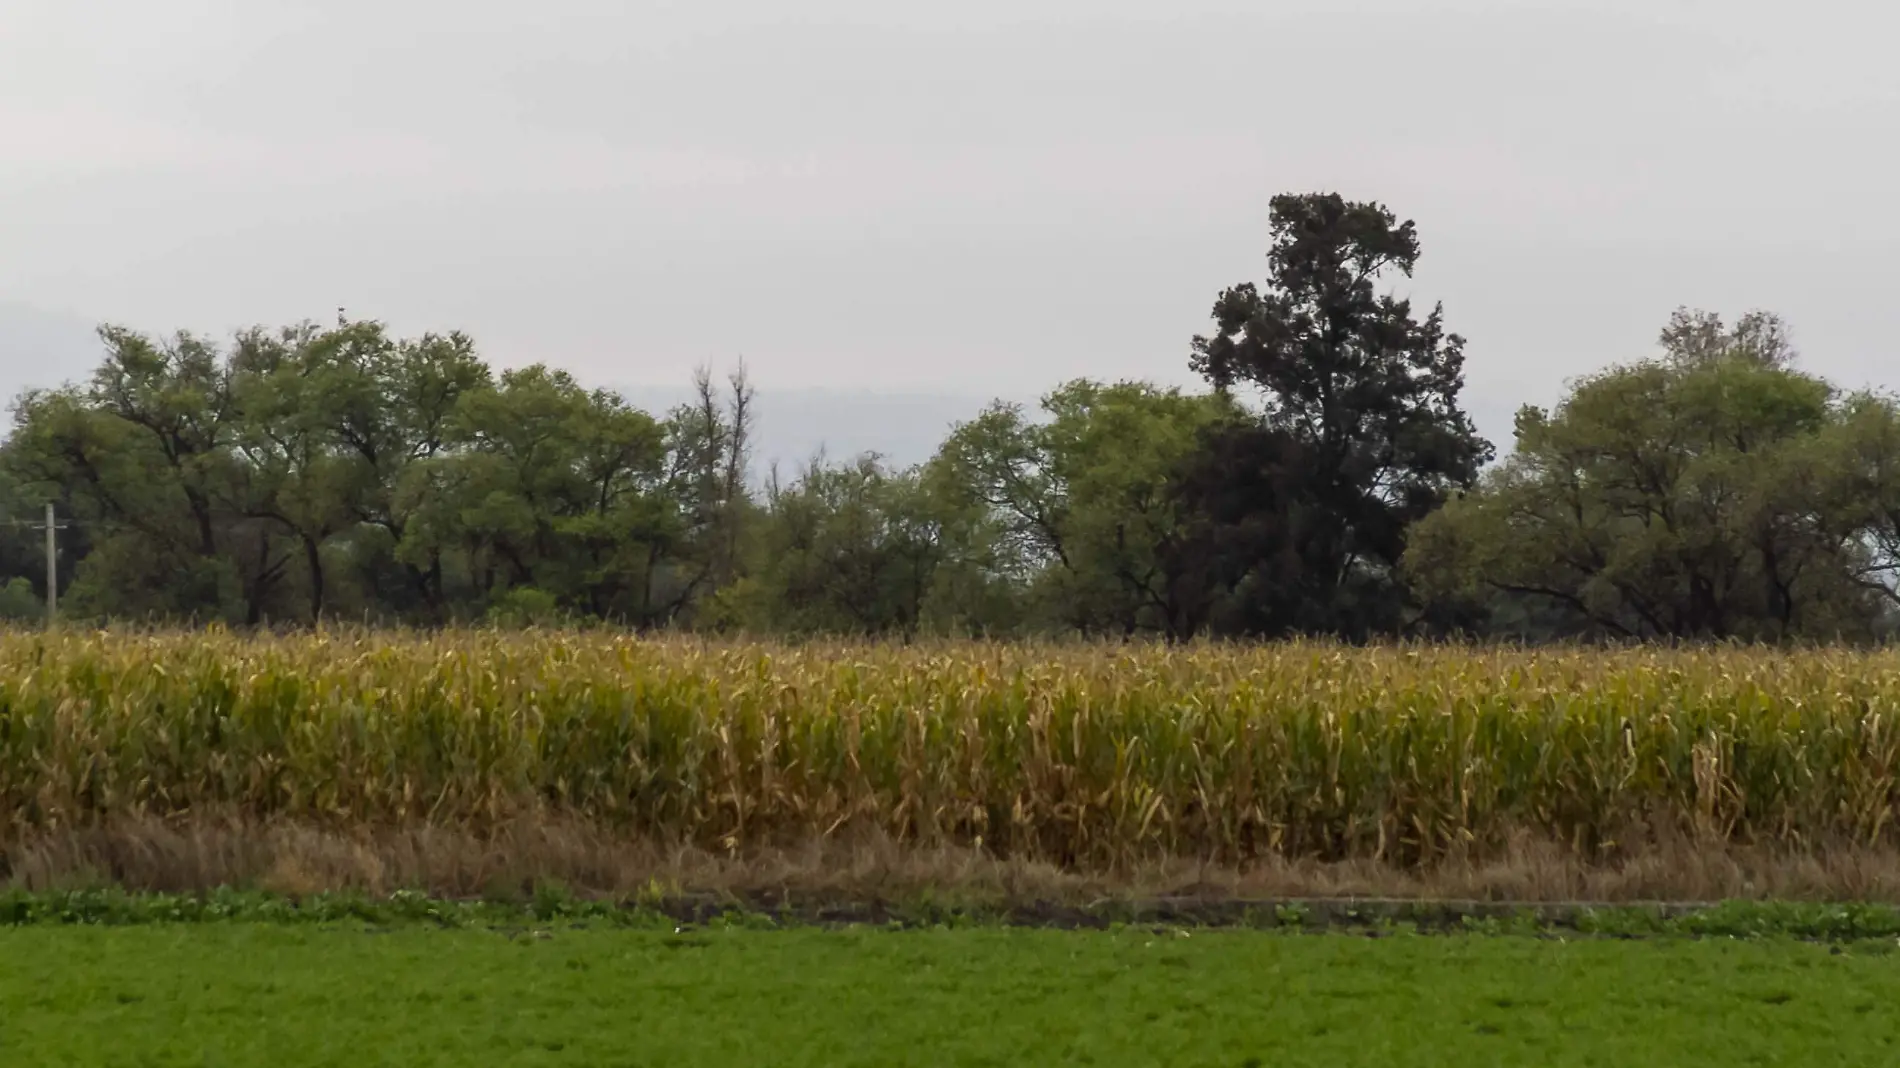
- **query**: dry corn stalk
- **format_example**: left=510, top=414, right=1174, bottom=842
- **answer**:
left=1, top=628, right=1897, bottom=869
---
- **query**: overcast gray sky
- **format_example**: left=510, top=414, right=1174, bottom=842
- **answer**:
left=4, top=0, right=1897, bottom=458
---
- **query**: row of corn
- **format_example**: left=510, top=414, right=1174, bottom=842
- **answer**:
left=2, top=629, right=1898, bottom=866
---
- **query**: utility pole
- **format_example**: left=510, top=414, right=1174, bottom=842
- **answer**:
left=4, top=501, right=69, bottom=623
left=4, top=503, right=69, bottom=628
left=44, top=502, right=67, bottom=627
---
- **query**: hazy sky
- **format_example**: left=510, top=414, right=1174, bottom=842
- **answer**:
left=4, top=0, right=1898, bottom=451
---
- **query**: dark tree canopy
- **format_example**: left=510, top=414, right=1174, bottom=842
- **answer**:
left=1171, top=192, right=1493, bottom=638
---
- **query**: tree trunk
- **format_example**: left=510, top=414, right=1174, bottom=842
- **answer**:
left=303, top=533, right=326, bottom=623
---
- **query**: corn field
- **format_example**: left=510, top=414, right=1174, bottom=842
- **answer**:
left=2, top=629, right=1898, bottom=868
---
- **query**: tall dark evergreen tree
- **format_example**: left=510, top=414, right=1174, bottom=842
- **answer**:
left=1169, top=192, right=1493, bottom=638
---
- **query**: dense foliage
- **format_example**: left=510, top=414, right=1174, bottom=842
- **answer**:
left=1409, top=309, right=1900, bottom=640
left=6, top=192, right=1900, bottom=640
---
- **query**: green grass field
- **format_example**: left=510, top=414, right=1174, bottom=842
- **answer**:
left=3, top=924, right=1896, bottom=1067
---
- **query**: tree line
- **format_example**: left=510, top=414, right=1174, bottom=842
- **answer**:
left=7, top=191, right=1900, bottom=642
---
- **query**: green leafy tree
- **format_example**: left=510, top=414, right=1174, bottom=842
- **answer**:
left=1785, top=389, right=1900, bottom=622
left=5, top=329, right=248, bottom=621
left=301, top=321, right=492, bottom=619
left=1407, top=309, right=1890, bottom=640
left=395, top=365, right=673, bottom=623
left=228, top=323, right=374, bottom=621
left=5, top=319, right=504, bottom=625
left=931, top=380, right=1233, bottom=638
left=743, top=453, right=954, bottom=637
